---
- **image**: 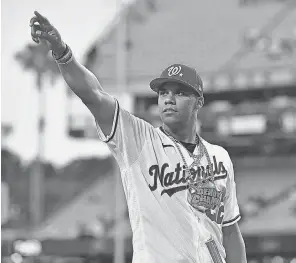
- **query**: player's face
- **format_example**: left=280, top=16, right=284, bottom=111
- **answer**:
left=158, top=82, right=201, bottom=128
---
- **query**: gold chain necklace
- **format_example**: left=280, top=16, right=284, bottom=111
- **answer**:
left=162, top=127, right=215, bottom=187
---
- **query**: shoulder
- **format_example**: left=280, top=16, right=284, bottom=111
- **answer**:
left=202, top=138, right=234, bottom=175
left=152, top=126, right=170, bottom=142
left=202, top=139, right=231, bottom=160
left=119, top=106, right=156, bottom=133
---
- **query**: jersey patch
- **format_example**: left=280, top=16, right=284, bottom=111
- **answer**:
left=187, top=183, right=226, bottom=212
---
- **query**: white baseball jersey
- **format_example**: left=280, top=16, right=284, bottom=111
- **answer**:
left=96, top=101, right=241, bottom=263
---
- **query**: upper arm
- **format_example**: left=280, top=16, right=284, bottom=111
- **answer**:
left=59, top=57, right=117, bottom=137
left=59, top=58, right=153, bottom=168
left=77, top=79, right=151, bottom=168
left=95, top=100, right=154, bottom=168
left=223, top=222, right=247, bottom=263
left=222, top=153, right=241, bottom=227
left=84, top=89, right=117, bottom=137
left=222, top=222, right=240, bottom=238
left=222, top=223, right=244, bottom=252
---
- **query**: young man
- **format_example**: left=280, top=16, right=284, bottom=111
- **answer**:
left=30, top=11, right=247, bottom=263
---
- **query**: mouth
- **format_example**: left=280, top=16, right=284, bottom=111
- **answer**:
left=163, top=108, right=177, bottom=113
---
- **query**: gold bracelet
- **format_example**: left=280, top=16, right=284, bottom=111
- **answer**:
left=52, top=44, right=68, bottom=60
left=53, top=44, right=73, bottom=65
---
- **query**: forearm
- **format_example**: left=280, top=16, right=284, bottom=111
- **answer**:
left=57, top=53, right=116, bottom=129
left=57, top=55, right=104, bottom=104
left=223, top=224, right=247, bottom=263
left=30, top=11, right=116, bottom=129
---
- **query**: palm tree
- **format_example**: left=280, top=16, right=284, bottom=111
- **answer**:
left=15, top=43, right=60, bottom=227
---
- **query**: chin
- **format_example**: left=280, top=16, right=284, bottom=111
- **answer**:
left=161, top=116, right=181, bottom=127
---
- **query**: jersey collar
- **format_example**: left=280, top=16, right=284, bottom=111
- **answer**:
left=156, top=126, right=175, bottom=147
left=155, top=126, right=210, bottom=151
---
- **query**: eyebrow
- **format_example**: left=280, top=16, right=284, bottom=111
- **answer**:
left=158, top=86, right=198, bottom=96
left=159, top=87, right=190, bottom=92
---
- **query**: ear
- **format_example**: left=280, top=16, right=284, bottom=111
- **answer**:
left=196, top=96, right=204, bottom=110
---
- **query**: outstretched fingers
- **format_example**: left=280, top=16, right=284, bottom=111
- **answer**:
left=30, top=11, right=51, bottom=29
left=34, top=11, right=50, bottom=25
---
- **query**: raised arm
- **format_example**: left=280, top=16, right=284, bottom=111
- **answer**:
left=30, top=11, right=115, bottom=136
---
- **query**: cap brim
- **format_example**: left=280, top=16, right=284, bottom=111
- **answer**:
left=150, top=77, right=202, bottom=97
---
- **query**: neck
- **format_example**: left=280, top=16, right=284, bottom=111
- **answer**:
left=162, top=122, right=198, bottom=143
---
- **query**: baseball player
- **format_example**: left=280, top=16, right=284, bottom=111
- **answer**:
left=30, top=11, right=247, bottom=263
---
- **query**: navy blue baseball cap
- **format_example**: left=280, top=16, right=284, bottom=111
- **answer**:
left=150, top=64, right=203, bottom=97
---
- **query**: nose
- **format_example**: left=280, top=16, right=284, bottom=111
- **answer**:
left=164, top=92, right=176, bottom=105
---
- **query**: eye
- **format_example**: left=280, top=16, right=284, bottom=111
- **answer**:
left=176, top=90, right=185, bottom=96
left=159, top=90, right=168, bottom=96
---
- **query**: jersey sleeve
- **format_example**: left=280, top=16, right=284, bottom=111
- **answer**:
left=222, top=154, right=241, bottom=227
left=96, top=99, right=153, bottom=169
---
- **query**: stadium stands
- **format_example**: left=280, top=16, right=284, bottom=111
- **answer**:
left=33, top=171, right=130, bottom=240
left=85, top=0, right=296, bottom=94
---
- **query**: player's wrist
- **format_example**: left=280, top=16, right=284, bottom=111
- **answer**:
left=52, top=42, right=67, bottom=60
left=53, top=43, right=73, bottom=65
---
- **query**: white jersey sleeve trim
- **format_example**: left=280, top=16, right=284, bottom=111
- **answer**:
left=96, top=99, right=119, bottom=143
left=222, top=214, right=241, bottom=227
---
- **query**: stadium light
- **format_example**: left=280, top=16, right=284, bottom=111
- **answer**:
left=13, top=240, right=42, bottom=256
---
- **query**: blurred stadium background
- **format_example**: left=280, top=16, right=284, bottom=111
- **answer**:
left=2, top=0, right=296, bottom=262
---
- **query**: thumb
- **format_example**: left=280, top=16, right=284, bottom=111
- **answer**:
left=36, top=30, right=57, bottom=44
left=40, top=39, right=51, bottom=49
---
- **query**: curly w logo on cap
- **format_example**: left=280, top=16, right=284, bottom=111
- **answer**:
left=150, top=63, right=204, bottom=97
left=167, top=65, right=182, bottom=77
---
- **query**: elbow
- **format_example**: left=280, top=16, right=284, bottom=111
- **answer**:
left=76, top=87, right=103, bottom=107
left=60, top=58, right=102, bottom=99
left=67, top=74, right=103, bottom=104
